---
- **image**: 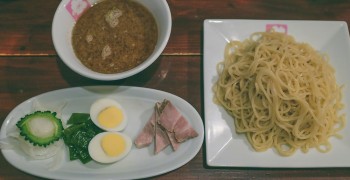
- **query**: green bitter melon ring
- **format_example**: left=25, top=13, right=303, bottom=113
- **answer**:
left=16, top=111, right=64, bottom=147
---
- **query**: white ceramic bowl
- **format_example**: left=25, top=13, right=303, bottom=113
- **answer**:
left=52, top=0, right=172, bottom=81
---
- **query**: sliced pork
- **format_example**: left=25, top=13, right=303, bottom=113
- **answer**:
left=134, top=99, right=199, bottom=154
left=134, top=109, right=156, bottom=148
left=159, top=100, right=199, bottom=142
left=166, top=131, right=181, bottom=151
left=154, top=125, right=170, bottom=154
left=158, top=100, right=182, bottom=132
left=154, top=104, right=170, bottom=154
left=173, top=115, right=198, bottom=142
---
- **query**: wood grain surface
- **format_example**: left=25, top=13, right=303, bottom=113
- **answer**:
left=1, top=0, right=350, bottom=179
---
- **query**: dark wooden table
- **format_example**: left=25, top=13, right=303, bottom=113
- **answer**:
left=1, top=0, right=350, bottom=179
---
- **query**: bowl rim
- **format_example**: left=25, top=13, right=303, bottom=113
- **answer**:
left=52, top=0, right=172, bottom=81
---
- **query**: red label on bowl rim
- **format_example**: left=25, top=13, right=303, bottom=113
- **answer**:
left=266, top=24, right=288, bottom=34
left=65, top=0, right=92, bottom=21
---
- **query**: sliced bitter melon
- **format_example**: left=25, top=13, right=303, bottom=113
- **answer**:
left=16, top=111, right=64, bottom=147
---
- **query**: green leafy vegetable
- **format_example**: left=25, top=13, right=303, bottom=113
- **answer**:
left=67, top=113, right=91, bottom=125
left=63, top=113, right=104, bottom=164
left=16, top=111, right=64, bottom=147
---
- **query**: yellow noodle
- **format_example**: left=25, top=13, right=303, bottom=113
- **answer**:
left=214, top=31, right=345, bottom=156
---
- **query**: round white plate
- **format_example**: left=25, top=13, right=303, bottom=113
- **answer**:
left=1, top=86, right=204, bottom=179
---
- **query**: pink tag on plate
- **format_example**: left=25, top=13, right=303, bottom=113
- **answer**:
left=266, top=24, right=288, bottom=34
left=65, top=0, right=92, bottom=21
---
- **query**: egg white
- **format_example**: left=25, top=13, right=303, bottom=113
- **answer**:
left=88, top=132, right=132, bottom=164
left=90, top=98, right=128, bottom=132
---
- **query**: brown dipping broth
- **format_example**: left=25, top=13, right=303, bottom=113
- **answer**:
left=72, top=0, right=158, bottom=74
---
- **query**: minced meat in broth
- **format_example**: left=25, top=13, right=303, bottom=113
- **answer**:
left=72, top=0, right=158, bottom=74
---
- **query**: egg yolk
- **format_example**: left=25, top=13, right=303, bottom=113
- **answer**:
left=98, top=106, right=124, bottom=129
left=101, top=133, right=126, bottom=157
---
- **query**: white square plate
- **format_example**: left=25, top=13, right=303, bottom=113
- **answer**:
left=203, top=19, right=350, bottom=167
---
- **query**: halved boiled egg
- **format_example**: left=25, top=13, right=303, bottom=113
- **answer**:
left=88, top=132, right=132, bottom=164
left=90, top=98, right=127, bottom=132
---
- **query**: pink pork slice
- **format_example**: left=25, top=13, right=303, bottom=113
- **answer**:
left=173, top=115, right=199, bottom=143
left=154, top=104, right=170, bottom=154
left=134, top=108, right=156, bottom=148
left=134, top=99, right=198, bottom=153
left=158, top=100, right=198, bottom=143
left=158, top=100, right=182, bottom=132
left=166, top=131, right=181, bottom=151
left=154, top=125, right=170, bottom=154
